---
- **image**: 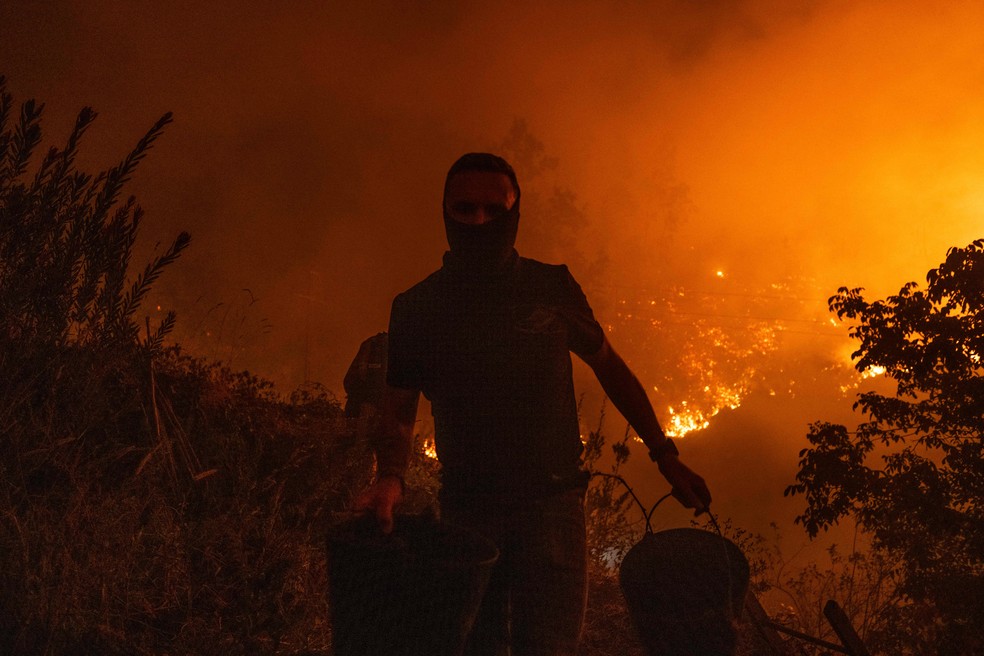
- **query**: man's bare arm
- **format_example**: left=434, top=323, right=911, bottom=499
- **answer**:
left=579, top=337, right=666, bottom=453
left=375, top=385, right=420, bottom=481
left=353, top=384, right=420, bottom=533
left=578, top=336, right=712, bottom=514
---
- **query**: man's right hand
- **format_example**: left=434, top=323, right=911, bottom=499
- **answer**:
left=657, top=454, right=712, bottom=516
left=353, top=475, right=404, bottom=534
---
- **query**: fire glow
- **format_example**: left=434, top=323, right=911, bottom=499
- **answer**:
left=861, top=365, right=887, bottom=379
left=605, top=275, right=790, bottom=441
left=664, top=383, right=746, bottom=438
left=423, top=436, right=438, bottom=460
left=601, top=258, right=873, bottom=442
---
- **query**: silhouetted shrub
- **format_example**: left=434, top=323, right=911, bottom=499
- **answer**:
left=0, top=76, right=371, bottom=655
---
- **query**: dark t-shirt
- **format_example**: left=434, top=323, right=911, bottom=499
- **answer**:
left=343, top=332, right=388, bottom=418
left=387, top=252, right=604, bottom=503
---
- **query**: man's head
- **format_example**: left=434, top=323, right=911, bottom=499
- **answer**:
left=442, top=153, right=521, bottom=267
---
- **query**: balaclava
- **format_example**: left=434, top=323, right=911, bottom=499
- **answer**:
left=442, top=153, right=521, bottom=269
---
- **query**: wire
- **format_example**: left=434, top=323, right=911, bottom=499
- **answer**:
left=645, top=491, right=674, bottom=533
left=590, top=471, right=724, bottom=537
left=588, top=472, right=650, bottom=527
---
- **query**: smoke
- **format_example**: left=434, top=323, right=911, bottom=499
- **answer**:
left=3, top=0, right=982, bottom=536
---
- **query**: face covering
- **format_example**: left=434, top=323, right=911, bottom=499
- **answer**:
left=443, top=208, right=519, bottom=268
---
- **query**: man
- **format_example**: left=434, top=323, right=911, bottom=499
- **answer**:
left=343, top=331, right=388, bottom=419
left=355, top=153, right=711, bottom=655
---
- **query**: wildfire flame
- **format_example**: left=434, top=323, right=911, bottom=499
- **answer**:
left=603, top=272, right=815, bottom=442
left=664, top=382, right=746, bottom=437
left=422, top=436, right=438, bottom=459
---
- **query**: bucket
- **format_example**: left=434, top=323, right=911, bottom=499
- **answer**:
left=619, top=528, right=750, bottom=656
left=327, top=513, right=499, bottom=656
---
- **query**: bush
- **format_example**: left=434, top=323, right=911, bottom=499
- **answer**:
left=0, top=76, right=374, bottom=654
left=787, top=240, right=984, bottom=653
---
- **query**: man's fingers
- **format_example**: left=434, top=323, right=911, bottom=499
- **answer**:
left=697, top=484, right=712, bottom=510
left=352, top=492, right=370, bottom=512
left=366, top=489, right=396, bottom=534
left=378, top=502, right=394, bottom=534
left=671, top=487, right=696, bottom=508
left=672, top=486, right=710, bottom=515
left=362, top=497, right=394, bottom=534
left=351, top=480, right=402, bottom=534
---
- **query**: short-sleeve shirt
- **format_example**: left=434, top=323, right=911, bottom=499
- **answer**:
left=387, top=253, right=605, bottom=503
left=343, top=332, right=388, bottom=418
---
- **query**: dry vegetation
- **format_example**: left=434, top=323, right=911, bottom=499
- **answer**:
left=0, top=77, right=378, bottom=654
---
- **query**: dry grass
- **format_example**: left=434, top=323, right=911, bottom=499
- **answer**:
left=0, top=347, right=375, bottom=655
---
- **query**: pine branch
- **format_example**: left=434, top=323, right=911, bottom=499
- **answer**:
left=119, top=231, right=191, bottom=324
left=92, top=112, right=172, bottom=222
left=146, top=310, right=178, bottom=353
left=4, top=99, right=44, bottom=183
left=0, top=76, right=16, bottom=188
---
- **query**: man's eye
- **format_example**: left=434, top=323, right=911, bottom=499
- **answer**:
left=485, top=204, right=509, bottom=217
left=452, top=202, right=477, bottom=215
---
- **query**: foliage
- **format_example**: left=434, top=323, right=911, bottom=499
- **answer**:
left=496, top=118, right=607, bottom=280
left=579, top=402, right=648, bottom=655
left=581, top=570, right=647, bottom=656
left=1, top=345, right=367, bottom=655
left=582, top=402, right=647, bottom=573
left=0, top=77, right=373, bottom=654
left=734, top=523, right=902, bottom=655
left=0, top=75, right=190, bottom=480
left=786, top=239, right=984, bottom=653
left=0, top=79, right=187, bottom=355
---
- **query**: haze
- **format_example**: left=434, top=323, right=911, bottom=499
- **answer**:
left=3, top=0, right=981, bottom=543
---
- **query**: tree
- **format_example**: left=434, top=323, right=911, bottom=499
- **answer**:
left=496, top=118, right=605, bottom=280
left=786, top=239, right=984, bottom=653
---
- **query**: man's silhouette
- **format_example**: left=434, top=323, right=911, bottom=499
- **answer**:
left=356, top=153, right=711, bottom=655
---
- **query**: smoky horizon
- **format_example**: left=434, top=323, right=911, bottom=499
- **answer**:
left=3, top=0, right=981, bottom=539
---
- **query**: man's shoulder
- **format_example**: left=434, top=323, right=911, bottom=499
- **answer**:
left=518, top=257, right=588, bottom=297
left=517, top=257, right=597, bottom=312
left=517, top=256, right=573, bottom=282
left=393, top=268, right=445, bottom=307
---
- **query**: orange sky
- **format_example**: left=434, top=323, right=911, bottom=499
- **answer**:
left=2, top=0, right=982, bottom=539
